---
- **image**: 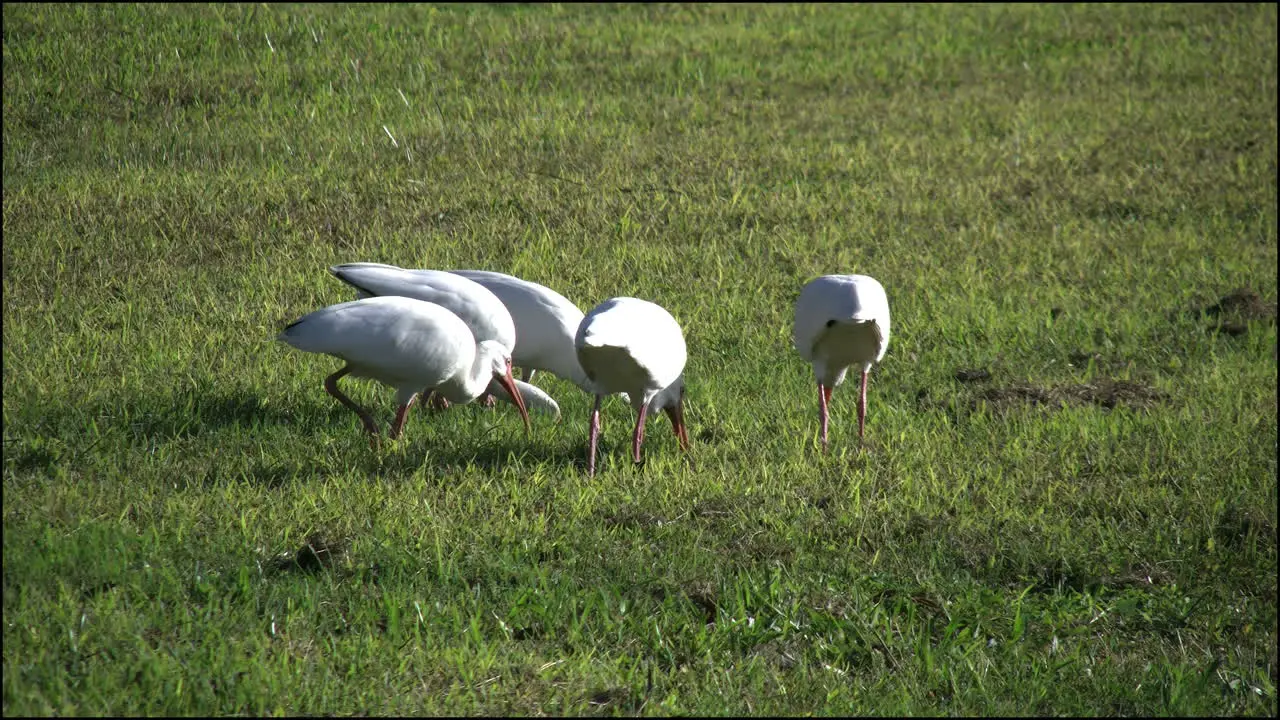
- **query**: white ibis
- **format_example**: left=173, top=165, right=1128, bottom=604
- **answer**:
left=575, top=297, right=691, bottom=476
left=793, top=274, right=891, bottom=449
left=328, top=263, right=558, bottom=418
left=276, top=295, right=530, bottom=444
left=448, top=269, right=592, bottom=389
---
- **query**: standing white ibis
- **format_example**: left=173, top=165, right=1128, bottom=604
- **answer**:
left=328, top=263, right=559, bottom=418
left=276, top=295, right=530, bottom=444
left=575, top=297, right=691, bottom=476
left=793, top=274, right=891, bottom=449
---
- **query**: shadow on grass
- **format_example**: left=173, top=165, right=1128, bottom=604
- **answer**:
left=7, top=384, right=586, bottom=479
left=8, top=385, right=295, bottom=443
left=5, top=386, right=292, bottom=474
left=912, top=372, right=1170, bottom=427
left=233, top=437, right=590, bottom=489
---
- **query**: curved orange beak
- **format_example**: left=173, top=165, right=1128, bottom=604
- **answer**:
left=662, top=393, right=691, bottom=452
left=495, top=358, right=531, bottom=433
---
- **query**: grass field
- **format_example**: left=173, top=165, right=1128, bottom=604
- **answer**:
left=3, top=3, right=1277, bottom=715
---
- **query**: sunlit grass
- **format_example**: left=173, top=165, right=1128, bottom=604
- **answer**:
left=3, top=3, right=1276, bottom=715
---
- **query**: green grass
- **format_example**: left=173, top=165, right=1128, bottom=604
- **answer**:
left=3, top=2, right=1276, bottom=715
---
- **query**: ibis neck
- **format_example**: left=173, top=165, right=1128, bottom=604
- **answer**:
left=438, top=344, right=502, bottom=402
left=639, top=376, right=683, bottom=414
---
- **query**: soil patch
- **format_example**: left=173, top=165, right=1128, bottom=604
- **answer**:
left=1201, top=288, right=1276, bottom=336
left=275, top=532, right=349, bottom=572
left=954, top=368, right=992, bottom=383
left=977, top=378, right=1166, bottom=411
left=1203, top=288, right=1276, bottom=320
left=1062, top=379, right=1167, bottom=409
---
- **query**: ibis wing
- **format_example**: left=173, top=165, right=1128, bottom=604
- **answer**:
left=452, top=271, right=585, bottom=336
left=279, top=297, right=471, bottom=387
left=330, top=264, right=517, bottom=350
left=449, top=270, right=593, bottom=389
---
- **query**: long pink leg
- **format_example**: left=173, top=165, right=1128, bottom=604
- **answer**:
left=587, top=394, right=603, bottom=476
left=389, top=395, right=418, bottom=440
left=858, top=369, right=869, bottom=439
left=632, top=401, right=650, bottom=464
left=325, top=366, right=381, bottom=442
left=818, top=382, right=833, bottom=452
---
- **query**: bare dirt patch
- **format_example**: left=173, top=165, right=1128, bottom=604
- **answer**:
left=954, top=368, right=992, bottom=383
left=976, top=378, right=1166, bottom=412
left=274, top=532, right=350, bottom=572
left=1203, top=288, right=1276, bottom=320
left=1059, top=379, right=1167, bottom=409
left=1200, top=288, right=1277, bottom=336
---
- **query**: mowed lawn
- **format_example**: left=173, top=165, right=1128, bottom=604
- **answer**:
left=3, top=3, right=1276, bottom=715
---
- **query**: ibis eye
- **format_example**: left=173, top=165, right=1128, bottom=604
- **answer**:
left=825, top=319, right=837, bottom=328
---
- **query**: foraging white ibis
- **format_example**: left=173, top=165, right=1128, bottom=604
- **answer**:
left=575, top=297, right=691, bottom=476
left=328, top=263, right=559, bottom=418
left=277, top=295, right=530, bottom=444
left=793, top=274, right=891, bottom=449
left=448, top=269, right=592, bottom=390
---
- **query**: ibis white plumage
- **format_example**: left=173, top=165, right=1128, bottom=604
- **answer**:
left=448, top=269, right=593, bottom=390
left=793, top=274, right=891, bottom=449
left=575, top=297, right=691, bottom=476
left=277, top=295, right=530, bottom=444
left=328, top=262, right=559, bottom=418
